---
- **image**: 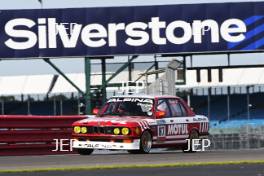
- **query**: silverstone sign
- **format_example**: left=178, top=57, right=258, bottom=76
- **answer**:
left=5, top=18, right=245, bottom=49
left=1, top=1, right=264, bottom=58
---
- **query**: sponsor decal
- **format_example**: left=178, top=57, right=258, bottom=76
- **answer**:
left=158, top=125, right=166, bottom=137
left=167, top=124, right=188, bottom=135
left=193, top=117, right=207, bottom=122
left=157, top=119, right=166, bottom=125
left=108, top=98, right=153, bottom=104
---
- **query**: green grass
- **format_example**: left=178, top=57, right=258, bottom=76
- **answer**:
left=1, top=160, right=264, bottom=173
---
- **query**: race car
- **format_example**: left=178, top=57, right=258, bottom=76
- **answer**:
left=72, top=95, right=209, bottom=155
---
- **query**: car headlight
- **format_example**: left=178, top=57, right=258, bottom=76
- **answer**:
left=74, top=126, right=81, bottom=134
left=81, top=127, right=87, bottom=134
left=121, top=127, right=129, bottom=135
left=113, top=128, right=120, bottom=135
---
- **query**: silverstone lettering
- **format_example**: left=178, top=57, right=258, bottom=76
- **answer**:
left=4, top=17, right=246, bottom=50
left=167, top=124, right=188, bottom=135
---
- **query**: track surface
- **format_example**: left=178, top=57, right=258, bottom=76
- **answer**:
left=0, top=149, right=264, bottom=170
left=2, top=164, right=264, bottom=176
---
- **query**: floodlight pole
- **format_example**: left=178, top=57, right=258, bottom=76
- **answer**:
left=207, top=87, right=211, bottom=120
left=128, top=56, right=132, bottom=82
left=183, top=56, right=186, bottom=85
left=44, top=58, right=91, bottom=114
left=101, top=58, right=107, bottom=104
left=246, top=85, right=252, bottom=120
left=85, top=57, right=92, bottom=114
left=227, top=86, right=231, bottom=121
left=154, top=55, right=159, bottom=79
left=38, top=0, right=44, bottom=9
left=1, top=100, right=4, bottom=115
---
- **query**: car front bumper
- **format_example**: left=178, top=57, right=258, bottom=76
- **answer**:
left=72, top=139, right=140, bottom=150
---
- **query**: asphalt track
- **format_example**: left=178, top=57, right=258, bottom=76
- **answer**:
left=2, top=164, right=263, bottom=176
left=0, top=149, right=264, bottom=171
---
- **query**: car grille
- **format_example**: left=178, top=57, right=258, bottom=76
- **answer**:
left=87, top=126, right=114, bottom=134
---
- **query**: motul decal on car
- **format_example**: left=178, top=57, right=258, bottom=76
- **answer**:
left=167, top=124, right=188, bottom=135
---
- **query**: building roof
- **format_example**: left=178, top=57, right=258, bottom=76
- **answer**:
left=0, top=67, right=264, bottom=96
left=0, top=75, right=53, bottom=95
left=178, top=67, right=264, bottom=89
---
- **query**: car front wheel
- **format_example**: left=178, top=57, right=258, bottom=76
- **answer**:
left=77, top=149, right=94, bottom=155
left=128, top=131, right=152, bottom=154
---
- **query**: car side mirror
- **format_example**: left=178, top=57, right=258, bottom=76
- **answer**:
left=155, top=111, right=166, bottom=119
left=92, top=108, right=100, bottom=115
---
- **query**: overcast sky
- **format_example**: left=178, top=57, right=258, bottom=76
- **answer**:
left=0, top=0, right=264, bottom=76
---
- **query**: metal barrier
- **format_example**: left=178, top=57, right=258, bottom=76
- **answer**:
left=0, top=115, right=86, bottom=156
left=209, top=125, right=264, bottom=150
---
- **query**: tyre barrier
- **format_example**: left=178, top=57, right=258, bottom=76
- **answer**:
left=0, top=115, right=86, bottom=156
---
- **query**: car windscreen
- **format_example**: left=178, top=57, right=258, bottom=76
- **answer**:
left=101, top=98, right=154, bottom=117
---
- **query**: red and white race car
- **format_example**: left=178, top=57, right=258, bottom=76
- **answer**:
left=72, top=95, right=209, bottom=155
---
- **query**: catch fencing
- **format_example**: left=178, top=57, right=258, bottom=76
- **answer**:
left=209, top=125, right=264, bottom=150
